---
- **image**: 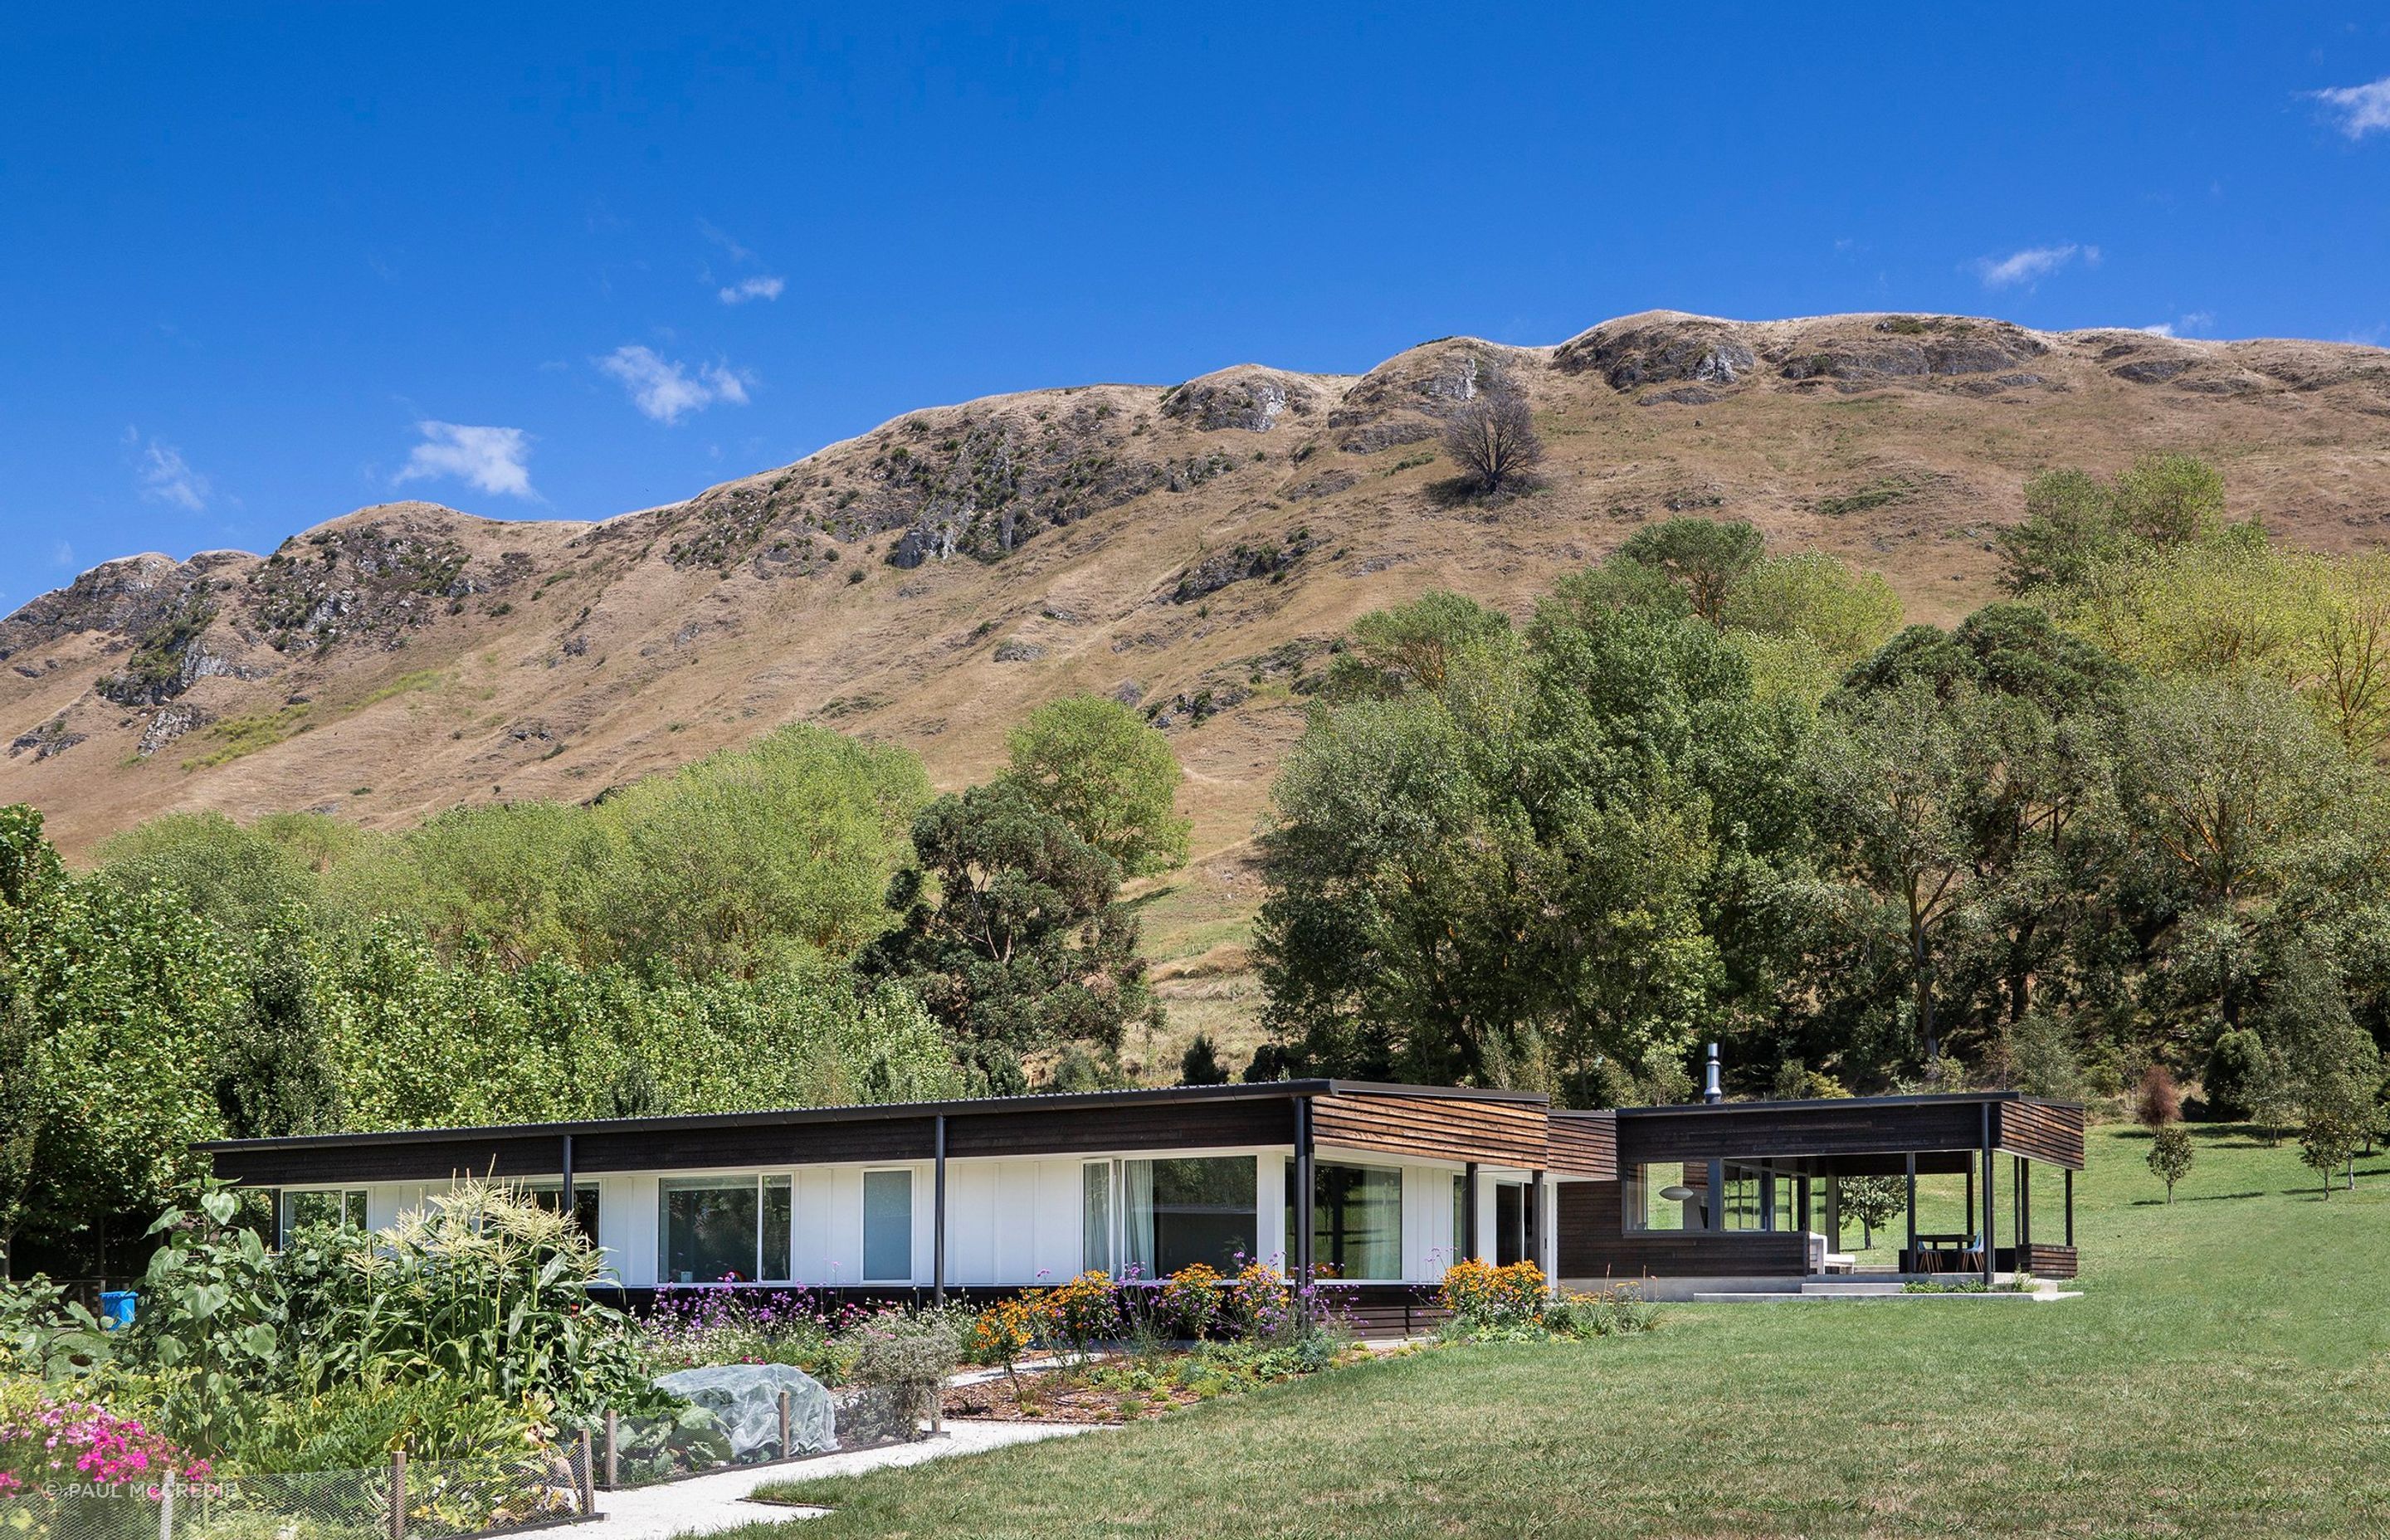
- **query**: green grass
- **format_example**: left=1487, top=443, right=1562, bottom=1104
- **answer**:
left=739, top=1123, right=2390, bottom=1538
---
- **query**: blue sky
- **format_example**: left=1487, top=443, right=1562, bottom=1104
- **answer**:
left=3, top=2, right=2387, bottom=607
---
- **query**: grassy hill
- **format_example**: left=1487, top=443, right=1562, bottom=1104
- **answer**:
left=742, top=1123, right=2390, bottom=1538
left=7, top=310, right=2389, bottom=1074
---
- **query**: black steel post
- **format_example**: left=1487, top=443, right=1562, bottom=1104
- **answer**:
left=2064, top=1168, right=2075, bottom=1249
left=932, top=1114, right=948, bottom=1306
left=1529, top=1170, right=1545, bottom=1279
left=1294, top=1099, right=1316, bottom=1323
left=1981, top=1104, right=1997, bottom=1286
left=1904, top=1153, right=1917, bottom=1270
left=1462, top=1162, right=1479, bottom=1262
left=558, top=1133, right=575, bottom=1232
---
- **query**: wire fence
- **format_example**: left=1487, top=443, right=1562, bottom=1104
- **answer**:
left=0, top=1454, right=587, bottom=1540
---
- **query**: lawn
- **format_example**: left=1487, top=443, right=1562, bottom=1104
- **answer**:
left=738, top=1123, right=2390, bottom=1539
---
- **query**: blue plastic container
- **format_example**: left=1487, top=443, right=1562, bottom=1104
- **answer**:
left=97, top=1290, right=136, bottom=1330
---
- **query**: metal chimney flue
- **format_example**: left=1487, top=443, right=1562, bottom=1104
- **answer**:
left=1703, top=1042, right=1724, bottom=1104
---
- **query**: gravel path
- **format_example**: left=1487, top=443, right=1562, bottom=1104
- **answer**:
left=582, top=1421, right=1101, bottom=1538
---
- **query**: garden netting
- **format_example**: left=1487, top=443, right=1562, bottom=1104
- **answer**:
left=592, top=1381, right=916, bottom=1488
left=0, top=1455, right=584, bottom=1540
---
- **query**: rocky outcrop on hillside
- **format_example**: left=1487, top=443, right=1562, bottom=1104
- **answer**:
left=1159, top=369, right=1319, bottom=432
left=246, top=505, right=504, bottom=651
left=0, top=551, right=251, bottom=663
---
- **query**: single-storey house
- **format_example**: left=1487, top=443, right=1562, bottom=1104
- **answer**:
left=202, top=1079, right=2083, bottom=1311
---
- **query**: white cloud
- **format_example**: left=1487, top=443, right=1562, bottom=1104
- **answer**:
left=596, top=344, right=752, bottom=424
left=718, top=275, right=786, bottom=305
left=127, top=432, right=211, bottom=511
left=697, top=219, right=755, bottom=263
left=51, top=540, right=75, bottom=568
left=1974, top=243, right=2099, bottom=290
left=2138, top=311, right=2217, bottom=339
left=395, top=422, right=538, bottom=499
left=2314, top=76, right=2390, bottom=139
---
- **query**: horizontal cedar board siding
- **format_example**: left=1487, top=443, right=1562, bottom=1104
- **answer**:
left=1996, top=1102, right=2086, bottom=1169
left=1310, top=1094, right=1547, bottom=1167
left=1546, top=1113, right=1618, bottom=1178
left=212, top=1136, right=561, bottom=1187
left=1619, top=1101, right=1991, bottom=1164
left=1555, top=1181, right=1805, bottom=1279
left=944, top=1098, right=1292, bottom=1158
left=2017, top=1243, right=2079, bottom=1279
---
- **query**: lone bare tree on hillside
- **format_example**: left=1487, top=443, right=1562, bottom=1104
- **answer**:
left=1442, top=370, right=1543, bottom=496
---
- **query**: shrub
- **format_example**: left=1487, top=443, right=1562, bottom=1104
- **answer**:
left=1438, top=1260, right=1548, bottom=1334
left=967, top=1297, right=1039, bottom=1403
left=1221, top=1262, right=1290, bottom=1343
left=1041, top=1272, right=1119, bottom=1361
left=1159, top=1264, right=1225, bottom=1341
left=2203, top=1028, right=2270, bottom=1121
left=1539, top=1286, right=1657, bottom=1338
left=848, top=1310, right=961, bottom=1433
left=2135, top=1064, right=2181, bottom=1128
left=2146, top=1126, right=2193, bottom=1203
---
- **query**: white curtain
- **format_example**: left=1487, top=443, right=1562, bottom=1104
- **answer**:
left=1121, top=1159, right=1155, bottom=1279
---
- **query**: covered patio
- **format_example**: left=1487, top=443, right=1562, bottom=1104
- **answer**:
left=1554, top=1090, right=2085, bottom=1291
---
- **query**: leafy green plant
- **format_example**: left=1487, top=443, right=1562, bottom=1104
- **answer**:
left=300, top=1180, right=641, bottom=1417
left=124, top=1181, right=290, bottom=1456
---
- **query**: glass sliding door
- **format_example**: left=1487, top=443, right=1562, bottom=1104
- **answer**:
left=1285, top=1162, right=1404, bottom=1280
left=1083, top=1162, right=1114, bottom=1274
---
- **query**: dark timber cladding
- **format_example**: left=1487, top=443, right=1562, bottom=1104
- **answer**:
left=1545, top=1111, right=1618, bottom=1179
left=202, top=1081, right=1567, bottom=1188
left=1308, top=1089, right=1547, bottom=1168
left=1556, top=1181, right=1806, bottom=1279
left=1614, top=1092, right=2085, bottom=1170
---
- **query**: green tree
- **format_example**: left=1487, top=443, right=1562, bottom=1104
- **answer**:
left=1721, top=553, right=1905, bottom=668
left=2146, top=1125, right=2193, bottom=1203
left=1258, top=597, right=1802, bottom=1098
left=1003, top=694, right=1192, bottom=875
left=1997, top=468, right=2125, bottom=592
left=591, top=723, right=931, bottom=974
left=2299, top=1108, right=2363, bottom=1198
left=2110, top=452, right=2227, bottom=545
left=858, top=779, right=1158, bottom=1079
left=2202, top=1027, right=2270, bottom=1121
left=1612, top=518, right=1767, bottom=623
left=93, top=810, right=317, bottom=940
left=1179, top=1033, right=1230, bottom=1085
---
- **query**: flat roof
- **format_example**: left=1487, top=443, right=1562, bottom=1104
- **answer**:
left=198, top=1077, right=1547, bottom=1154
left=1596, top=1090, right=2084, bottom=1114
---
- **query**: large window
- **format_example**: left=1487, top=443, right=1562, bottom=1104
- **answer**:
left=659, top=1175, right=792, bottom=1284
left=524, top=1182, right=602, bottom=1237
left=1627, top=1160, right=1807, bottom=1234
left=1628, top=1162, right=1705, bottom=1232
left=278, top=1188, right=367, bottom=1246
left=1285, top=1162, right=1403, bottom=1280
left=1123, top=1157, right=1256, bottom=1276
left=861, top=1170, right=914, bottom=1283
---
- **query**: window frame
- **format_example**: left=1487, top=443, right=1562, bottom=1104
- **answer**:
left=860, top=1167, right=915, bottom=1284
left=656, top=1173, right=793, bottom=1285
left=277, top=1187, right=368, bottom=1248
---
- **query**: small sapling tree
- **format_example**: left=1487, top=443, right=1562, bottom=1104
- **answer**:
left=2146, top=1125, right=2193, bottom=1204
